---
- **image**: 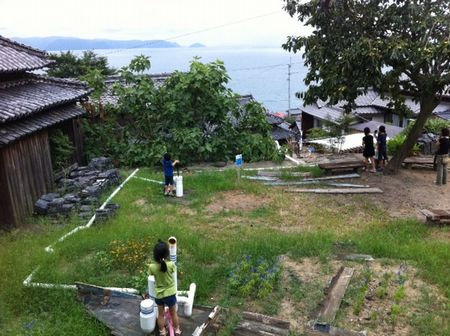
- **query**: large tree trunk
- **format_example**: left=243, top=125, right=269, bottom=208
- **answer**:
left=384, top=96, right=439, bottom=175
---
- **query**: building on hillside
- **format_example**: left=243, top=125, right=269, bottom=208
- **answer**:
left=238, top=94, right=299, bottom=143
left=299, top=88, right=450, bottom=135
left=0, top=36, right=92, bottom=229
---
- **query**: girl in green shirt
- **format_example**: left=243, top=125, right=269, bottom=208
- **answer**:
left=149, top=241, right=182, bottom=335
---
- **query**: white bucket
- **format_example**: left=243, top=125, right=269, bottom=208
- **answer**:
left=174, top=175, right=183, bottom=197
left=140, top=299, right=156, bottom=333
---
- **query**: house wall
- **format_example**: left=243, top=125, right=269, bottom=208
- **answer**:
left=0, top=130, right=53, bottom=229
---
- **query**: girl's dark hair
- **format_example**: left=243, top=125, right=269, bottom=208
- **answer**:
left=379, top=126, right=386, bottom=133
left=442, top=128, right=450, bottom=137
left=364, top=127, right=370, bottom=135
left=153, top=240, right=170, bottom=272
left=163, top=153, right=171, bottom=161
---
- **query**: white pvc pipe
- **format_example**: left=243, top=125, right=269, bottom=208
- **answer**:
left=133, top=176, right=164, bottom=185
left=23, top=268, right=139, bottom=293
left=45, top=168, right=140, bottom=252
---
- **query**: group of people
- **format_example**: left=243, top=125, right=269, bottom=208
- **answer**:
left=362, top=125, right=450, bottom=185
left=362, top=126, right=388, bottom=173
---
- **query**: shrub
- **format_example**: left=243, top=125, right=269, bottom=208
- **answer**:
left=228, top=255, right=282, bottom=298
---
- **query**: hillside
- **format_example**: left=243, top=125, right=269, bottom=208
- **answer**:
left=14, top=36, right=183, bottom=51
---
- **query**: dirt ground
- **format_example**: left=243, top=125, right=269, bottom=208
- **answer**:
left=278, top=257, right=448, bottom=336
left=302, top=152, right=450, bottom=220
left=206, top=190, right=272, bottom=214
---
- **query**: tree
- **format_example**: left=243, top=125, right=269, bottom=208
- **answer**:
left=86, top=55, right=278, bottom=166
left=284, top=0, right=450, bottom=174
left=48, top=50, right=116, bottom=78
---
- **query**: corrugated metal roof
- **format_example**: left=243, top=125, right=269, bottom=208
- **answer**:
left=0, top=36, right=54, bottom=73
left=0, top=104, right=86, bottom=147
left=0, top=74, right=91, bottom=123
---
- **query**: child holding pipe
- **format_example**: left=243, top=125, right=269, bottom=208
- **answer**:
left=162, top=153, right=179, bottom=196
left=148, top=241, right=182, bottom=335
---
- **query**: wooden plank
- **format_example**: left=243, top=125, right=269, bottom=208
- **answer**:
left=420, top=209, right=436, bottom=220
left=265, top=174, right=360, bottom=186
left=319, top=161, right=365, bottom=169
left=235, top=320, right=289, bottom=336
left=285, top=188, right=382, bottom=194
left=306, top=326, right=366, bottom=336
left=258, top=171, right=312, bottom=178
left=242, top=176, right=279, bottom=182
left=192, top=306, right=221, bottom=336
left=241, top=311, right=290, bottom=330
left=403, top=156, right=434, bottom=164
left=317, top=267, right=354, bottom=324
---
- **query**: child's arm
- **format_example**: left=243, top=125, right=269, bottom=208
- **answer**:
left=172, top=160, right=179, bottom=166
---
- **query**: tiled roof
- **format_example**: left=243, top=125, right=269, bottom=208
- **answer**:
left=0, top=74, right=91, bottom=123
left=98, top=73, right=171, bottom=106
left=350, top=121, right=404, bottom=138
left=300, top=104, right=343, bottom=123
left=0, top=36, right=54, bottom=73
left=353, top=106, right=385, bottom=115
left=272, top=125, right=296, bottom=141
left=0, top=104, right=86, bottom=147
left=266, top=112, right=284, bottom=125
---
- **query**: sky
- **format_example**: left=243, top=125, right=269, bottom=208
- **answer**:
left=0, top=0, right=308, bottom=47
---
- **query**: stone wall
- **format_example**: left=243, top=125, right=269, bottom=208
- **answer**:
left=34, top=157, right=121, bottom=220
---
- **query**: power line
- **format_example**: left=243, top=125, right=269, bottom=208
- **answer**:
left=100, top=10, right=282, bottom=56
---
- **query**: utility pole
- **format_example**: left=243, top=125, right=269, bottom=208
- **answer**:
left=287, top=57, right=291, bottom=117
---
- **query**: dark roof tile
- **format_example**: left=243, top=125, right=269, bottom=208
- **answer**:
left=0, top=36, right=54, bottom=73
left=0, top=104, right=86, bottom=147
left=0, top=74, right=91, bottom=123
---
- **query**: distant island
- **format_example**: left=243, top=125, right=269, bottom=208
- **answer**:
left=14, top=36, right=206, bottom=51
left=189, top=43, right=206, bottom=48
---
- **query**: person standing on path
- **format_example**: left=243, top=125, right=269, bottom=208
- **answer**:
left=435, top=128, right=450, bottom=185
left=362, top=127, right=376, bottom=173
left=375, top=126, right=388, bottom=171
left=162, top=153, right=179, bottom=196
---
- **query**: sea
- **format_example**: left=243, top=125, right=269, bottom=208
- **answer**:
left=92, top=47, right=307, bottom=113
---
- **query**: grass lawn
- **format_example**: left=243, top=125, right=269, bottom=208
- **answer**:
left=0, top=167, right=449, bottom=335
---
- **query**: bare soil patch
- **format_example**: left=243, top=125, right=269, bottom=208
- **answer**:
left=206, top=190, right=272, bottom=214
left=359, top=169, right=450, bottom=219
left=277, top=257, right=448, bottom=336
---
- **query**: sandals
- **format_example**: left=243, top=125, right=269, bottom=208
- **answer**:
left=175, top=328, right=182, bottom=335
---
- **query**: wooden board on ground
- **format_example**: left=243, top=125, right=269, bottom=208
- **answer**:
left=76, top=282, right=218, bottom=336
left=316, top=267, right=354, bottom=324
left=306, top=326, right=366, bottom=336
left=234, top=311, right=290, bottom=336
left=258, top=170, right=312, bottom=178
left=318, top=161, right=366, bottom=175
left=403, top=156, right=434, bottom=169
left=420, top=209, right=450, bottom=225
left=285, top=188, right=382, bottom=194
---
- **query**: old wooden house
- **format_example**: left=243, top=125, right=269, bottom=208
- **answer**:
left=0, top=36, right=91, bottom=229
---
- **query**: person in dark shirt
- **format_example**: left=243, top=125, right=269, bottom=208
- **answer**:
left=435, top=128, right=450, bottom=185
left=362, top=127, right=376, bottom=173
left=162, top=153, right=179, bottom=196
left=375, top=126, right=388, bottom=170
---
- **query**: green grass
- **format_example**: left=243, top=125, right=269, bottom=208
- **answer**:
left=0, top=167, right=449, bottom=335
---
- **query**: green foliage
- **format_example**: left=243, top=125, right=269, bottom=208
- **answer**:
left=387, top=133, right=421, bottom=156
left=84, top=56, right=278, bottom=165
left=49, top=129, right=74, bottom=171
left=109, top=238, right=152, bottom=274
left=228, top=255, right=282, bottom=298
left=284, top=0, right=450, bottom=171
left=306, top=127, right=329, bottom=140
left=405, top=118, right=450, bottom=136
left=48, top=51, right=116, bottom=79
